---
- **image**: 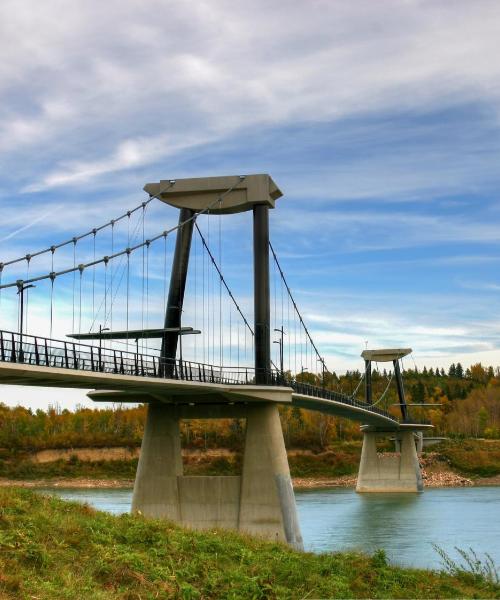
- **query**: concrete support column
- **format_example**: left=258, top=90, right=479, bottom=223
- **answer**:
left=356, top=430, right=423, bottom=493
left=132, top=403, right=182, bottom=518
left=239, top=404, right=303, bottom=549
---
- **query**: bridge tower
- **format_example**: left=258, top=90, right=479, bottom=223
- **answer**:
left=131, top=175, right=303, bottom=548
left=356, top=349, right=423, bottom=493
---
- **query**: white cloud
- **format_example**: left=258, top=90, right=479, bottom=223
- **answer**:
left=2, top=0, right=500, bottom=410
left=1, top=0, right=500, bottom=189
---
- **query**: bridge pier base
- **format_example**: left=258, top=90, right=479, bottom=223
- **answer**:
left=131, top=402, right=303, bottom=549
left=239, top=404, right=303, bottom=549
left=356, top=430, right=423, bottom=493
left=131, top=403, right=183, bottom=519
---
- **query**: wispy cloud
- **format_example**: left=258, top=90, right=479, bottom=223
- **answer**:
left=0, top=206, right=61, bottom=243
left=2, top=0, right=500, bottom=408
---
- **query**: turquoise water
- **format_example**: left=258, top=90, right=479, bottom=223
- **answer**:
left=41, top=486, right=500, bottom=570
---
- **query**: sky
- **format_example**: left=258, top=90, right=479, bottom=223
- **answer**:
left=1, top=0, right=500, bottom=410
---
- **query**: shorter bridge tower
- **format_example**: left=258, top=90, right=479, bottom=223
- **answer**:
left=356, top=349, right=424, bottom=493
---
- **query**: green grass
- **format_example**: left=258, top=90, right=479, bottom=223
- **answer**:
left=433, top=439, right=500, bottom=477
left=0, top=488, right=498, bottom=599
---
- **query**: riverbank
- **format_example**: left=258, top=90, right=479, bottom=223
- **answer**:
left=1, top=440, right=499, bottom=489
left=1, top=487, right=498, bottom=599
left=2, top=468, right=498, bottom=490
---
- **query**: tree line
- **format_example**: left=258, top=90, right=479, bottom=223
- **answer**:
left=0, top=362, right=499, bottom=453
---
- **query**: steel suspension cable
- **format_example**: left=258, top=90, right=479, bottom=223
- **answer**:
left=90, top=204, right=144, bottom=333
left=194, top=223, right=254, bottom=337
left=0, top=177, right=246, bottom=291
left=0, top=197, right=158, bottom=270
left=269, top=241, right=327, bottom=375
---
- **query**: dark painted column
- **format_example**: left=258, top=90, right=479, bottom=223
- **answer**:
left=393, top=359, right=409, bottom=421
left=365, top=360, right=372, bottom=404
left=161, top=207, right=195, bottom=375
left=253, top=204, right=271, bottom=384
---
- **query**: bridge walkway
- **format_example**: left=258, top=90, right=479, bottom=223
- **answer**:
left=0, top=330, right=430, bottom=430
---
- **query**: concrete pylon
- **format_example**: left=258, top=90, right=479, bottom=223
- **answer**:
left=131, top=401, right=303, bottom=549
left=356, top=430, right=423, bottom=493
left=239, top=404, right=303, bottom=549
left=132, top=403, right=182, bottom=519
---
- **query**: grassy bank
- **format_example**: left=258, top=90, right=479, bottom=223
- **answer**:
left=0, top=488, right=498, bottom=599
left=435, top=439, right=500, bottom=477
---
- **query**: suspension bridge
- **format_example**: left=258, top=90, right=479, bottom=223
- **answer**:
left=0, top=174, right=430, bottom=549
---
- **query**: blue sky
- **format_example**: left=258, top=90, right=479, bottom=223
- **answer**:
left=1, top=0, right=500, bottom=408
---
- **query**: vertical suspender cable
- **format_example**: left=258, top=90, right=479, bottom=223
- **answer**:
left=194, top=226, right=197, bottom=362
left=287, top=290, right=291, bottom=374
left=50, top=248, right=55, bottom=339
left=92, top=231, right=96, bottom=329
left=273, top=256, right=277, bottom=335
left=126, top=251, right=130, bottom=353
left=104, top=259, right=107, bottom=326
left=0, top=266, right=3, bottom=328
left=237, top=315, right=240, bottom=368
left=202, top=222, right=206, bottom=364
left=25, top=257, right=31, bottom=335
left=78, top=266, right=83, bottom=335
left=163, top=232, right=168, bottom=318
left=218, top=209, right=222, bottom=367
left=126, top=213, right=131, bottom=352
left=294, top=301, right=297, bottom=377
left=229, top=300, right=232, bottom=367
left=72, top=239, right=76, bottom=333
left=212, top=247, right=215, bottom=365
left=146, top=240, right=150, bottom=354
left=110, top=221, right=114, bottom=332
left=49, top=276, right=55, bottom=339
left=141, top=205, right=145, bottom=353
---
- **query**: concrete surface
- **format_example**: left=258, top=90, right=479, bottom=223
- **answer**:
left=130, top=401, right=303, bottom=548
left=239, top=404, right=303, bottom=549
left=144, top=174, right=282, bottom=215
left=131, top=403, right=182, bottom=519
left=356, top=430, right=423, bottom=493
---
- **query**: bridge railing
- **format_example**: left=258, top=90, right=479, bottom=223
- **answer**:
left=282, top=378, right=397, bottom=420
left=0, top=330, right=259, bottom=386
left=0, top=329, right=430, bottom=423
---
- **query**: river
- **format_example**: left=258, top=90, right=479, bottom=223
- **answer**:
left=41, top=486, right=500, bottom=570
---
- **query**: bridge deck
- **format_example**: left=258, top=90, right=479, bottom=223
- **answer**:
left=0, top=330, right=429, bottom=430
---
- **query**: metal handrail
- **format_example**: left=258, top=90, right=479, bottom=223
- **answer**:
left=0, top=329, right=431, bottom=424
left=0, top=329, right=256, bottom=385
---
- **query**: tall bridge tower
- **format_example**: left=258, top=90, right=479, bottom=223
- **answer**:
left=133, top=175, right=303, bottom=548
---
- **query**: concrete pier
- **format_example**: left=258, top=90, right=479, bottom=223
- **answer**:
left=239, top=404, right=302, bottom=549
left=132, top=402, right=303, bottom=549
left=131, top=402, right=182, bottom=519
left=356, top=430, right=423, bottom=493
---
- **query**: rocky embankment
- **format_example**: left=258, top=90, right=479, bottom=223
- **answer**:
left=420, top=453, right=473, bottom=487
